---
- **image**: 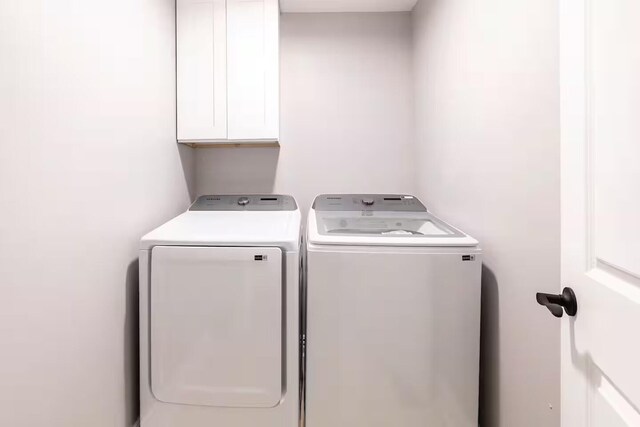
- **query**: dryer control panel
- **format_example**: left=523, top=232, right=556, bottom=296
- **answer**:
left=313, top=194, right=427, bottom=212
left=190, top=195, right=298, bottom=211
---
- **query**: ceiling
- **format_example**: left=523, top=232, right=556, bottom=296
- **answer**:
left=280, top=0, right=418, bottom=13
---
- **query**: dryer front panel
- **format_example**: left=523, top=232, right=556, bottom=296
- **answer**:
left=150, top=246, right=283, bottom=408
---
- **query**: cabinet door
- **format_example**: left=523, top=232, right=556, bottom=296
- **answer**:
left=227, top=0, right=279, bottom=141
left=177, top=0, right=227, bottom=141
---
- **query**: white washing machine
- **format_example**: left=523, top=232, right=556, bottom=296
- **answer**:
left=305, top=194, right=482, bottom=427
left=139, top=195, right=301, bottom=427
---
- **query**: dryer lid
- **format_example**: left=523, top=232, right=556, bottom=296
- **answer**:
left=140, top=195, right=301, bottom=251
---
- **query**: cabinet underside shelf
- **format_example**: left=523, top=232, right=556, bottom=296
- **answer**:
left=179, top=141, right=280, bottom=148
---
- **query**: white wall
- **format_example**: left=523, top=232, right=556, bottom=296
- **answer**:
left=0, top=0, right=193, bottom=425
left=412, top=1, right=560, bottom=426
left=195, top=12, right=416, bottom=212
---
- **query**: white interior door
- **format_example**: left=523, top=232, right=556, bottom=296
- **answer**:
left=150, top=246, right=282, bottom=408
left=560, top=0, right=640, bottom=425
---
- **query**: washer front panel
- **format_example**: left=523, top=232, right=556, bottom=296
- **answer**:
left=305, top=248, right=481, bottom=426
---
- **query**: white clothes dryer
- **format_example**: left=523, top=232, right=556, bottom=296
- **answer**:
left=139, top=195, right=301, bottom=427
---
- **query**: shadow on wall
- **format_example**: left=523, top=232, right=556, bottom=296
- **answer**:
left=479, top=264, right=500, bottom=427
left=194, top=147, right=280, bottom=195
left=178, top=144, right=198, bottom=201
left=124, top=260, right=140, bottom=426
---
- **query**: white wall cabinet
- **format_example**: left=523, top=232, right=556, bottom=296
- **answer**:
left=177, top=0, right=279, bottom=145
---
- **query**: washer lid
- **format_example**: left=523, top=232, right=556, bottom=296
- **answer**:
left=316, top=211, right=464, bottom=237
left=308, top=194, right=478, bottom=247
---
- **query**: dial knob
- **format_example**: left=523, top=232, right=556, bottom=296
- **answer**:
left=237, top=197, right=250, bottom=206
left=362, top=198, right=375, bottom=206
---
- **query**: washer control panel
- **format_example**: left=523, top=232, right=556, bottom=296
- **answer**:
left=313, top=194, right=427, bottom=212
left=190, top=195, right=298, bottom=211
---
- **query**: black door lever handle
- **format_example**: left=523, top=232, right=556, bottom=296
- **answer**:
left=536, top=287, right=577, bottom=318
